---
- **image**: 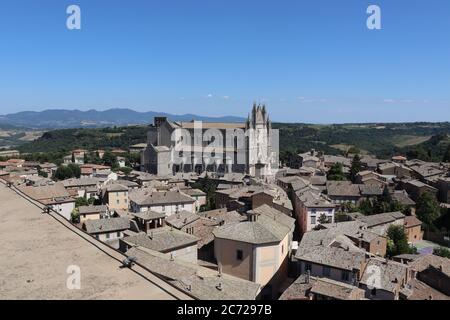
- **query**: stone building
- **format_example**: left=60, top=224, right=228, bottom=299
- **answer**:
left=142, top=104, right=278, bottom=180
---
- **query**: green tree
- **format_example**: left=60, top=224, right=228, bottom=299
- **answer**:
left=380, top=185, right=392, bottom=203
left=91, top=152, right=102, bottom=165
left=54, top=165, right=72, bottom=180
left=350, top=154, right=363, bottom=183
left=327, top=163, right=346, bottom=181
left=71, top=208, right=80, bottom=224
left=347, top=146, right=361, bottom=156
left=416, top=192, right=441, bottom=228
left=318, top=213, right=328, bottom=225
left=341, top=201, right=358, bottom=213
left=120, top=166, right=133, bottom=175
left=372, top=186, right=392, bottom=213
left=362, top=186, right=406, bottom=215
left=406, top=146, right=430, bottom=162
left=433, top=247, right=450, bottom=258
left=67, top=163, right=81, bottom=178
left=53, top=164, right=80, bottom=180
left=103, top=151, right=117, bottom=167
left=391, top=201, right=406, bottom=213
left=191, top=174, right=218, bottom=211
left=38, top=169, right=48, bottom=178
left=434, top=207, right=450, bottom=232
left=125, top=152, right=141, bottom=167
left=75, top=197, right=89, bottom=208
left=279, top=150, right=294, bottom=167
left=443, top=144, right=450, bottom=162
left=386, top=225, right=416, bottom=257
left=359, top=198, right=374, bottom=215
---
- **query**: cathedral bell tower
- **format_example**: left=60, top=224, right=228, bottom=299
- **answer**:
left=246, top=103, right=273, bottom=179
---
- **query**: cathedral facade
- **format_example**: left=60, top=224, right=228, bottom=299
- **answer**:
left=141, top=104, right=278, bottom=179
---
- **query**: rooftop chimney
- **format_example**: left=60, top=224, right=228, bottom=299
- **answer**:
left=305, top=270, right=311, bottom=284
left=247, top=211, right=259, bottom=222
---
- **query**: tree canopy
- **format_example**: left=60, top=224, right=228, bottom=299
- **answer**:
left=54, top=164, right=81, bottom=180
left=433, top=247, right=450, bottom=258
left=350, top=154, right=363, bottom=183
left=191, top=175, right=218, bottom=211
left=386, top=225, right=416, bottom=257
left=327, top=163, right=346, bottom=181
left=416, top=192, right=441, bottom=229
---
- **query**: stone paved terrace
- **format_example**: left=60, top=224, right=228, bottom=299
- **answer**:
left=0, top=183, right=190, bottom=300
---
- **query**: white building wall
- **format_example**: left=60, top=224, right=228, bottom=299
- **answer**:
left=97, top=231, right=124, bottom=242
left=132, top=202, right=195, bottom=215
left=168, top=244, right=198, bottom=263
left=77, top=189, right=85, bottom=198
left=306, top=208, right=335, bottom=231
left=51, top=202, right=75, bottom=220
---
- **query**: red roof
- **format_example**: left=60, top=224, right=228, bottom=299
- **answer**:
left=81, top=167, right=93, bottom=175
left=404, top=216, right=422, bottom=228
left=7, top=159, right=25, bottom=164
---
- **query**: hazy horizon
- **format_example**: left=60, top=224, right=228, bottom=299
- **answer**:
left=2, top=107, right=450, bottom=125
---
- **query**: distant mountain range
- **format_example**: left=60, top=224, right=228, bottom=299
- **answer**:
left=0, top=108, right=246, bottom=129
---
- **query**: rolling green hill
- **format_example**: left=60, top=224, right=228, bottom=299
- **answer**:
left=17, top=126, right=149, bottom=154
left=274, top=122, right=450, bottom=161
left=15, top=122, right=450, bottom=163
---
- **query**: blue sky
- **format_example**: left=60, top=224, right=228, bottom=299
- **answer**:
left=0, top=0, right=449, bottom=123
